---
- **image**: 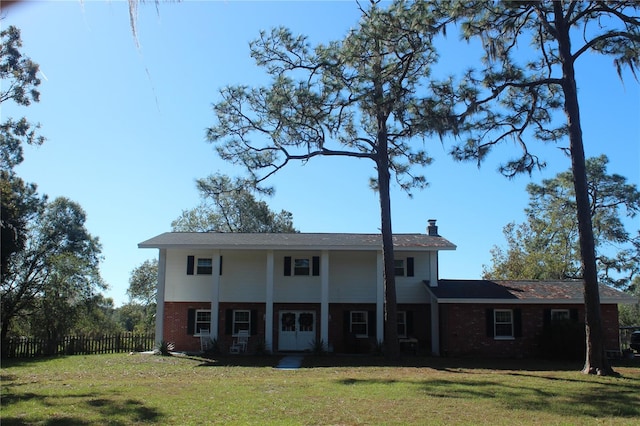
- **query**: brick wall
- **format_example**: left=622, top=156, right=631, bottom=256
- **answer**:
left=440, top=303, right=620, bottom=358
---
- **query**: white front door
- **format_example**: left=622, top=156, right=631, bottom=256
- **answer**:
left=278, top=311, right=316, bottom=351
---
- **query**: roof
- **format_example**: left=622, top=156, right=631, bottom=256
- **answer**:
left=138, top=232, right=457, bottom=251
left=427, top=279, right=637, bottom=305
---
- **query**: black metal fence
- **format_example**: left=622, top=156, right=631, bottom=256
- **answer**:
left=1, top=333, right=156, bottom=359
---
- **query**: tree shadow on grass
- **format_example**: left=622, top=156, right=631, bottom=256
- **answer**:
left=1, top=389, right=163, bottom=425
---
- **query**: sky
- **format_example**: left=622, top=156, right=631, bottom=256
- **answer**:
left=3, top=1, right=639, bottom=307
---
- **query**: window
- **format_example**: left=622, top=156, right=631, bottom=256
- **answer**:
left=397, top=311, right=407, bottom=338
left=494, top=309, right=514, bottom=339
left=284, top=256, right=320, bottom=276
left=294, top=258, right=310, bottom=276
left=233, top=310, right=250, bottom=335
left=350, top=311, right=368, bottom=337
left=551, top=309, right=570, bottom=322
left=195, top=310, right=211, bottom=335
left=197, top=258, right=213, bottom=275
left=394, top=259, right=405, bottom=277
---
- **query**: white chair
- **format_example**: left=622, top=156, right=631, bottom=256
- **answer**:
left=229, top=329, right=249, bottom=353
left=199, top=329, right=212, bottom=352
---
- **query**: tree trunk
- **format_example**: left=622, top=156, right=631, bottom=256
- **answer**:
left=554, top=2, right=614, bottom=376
left=377, top=145, right=400, bottom=361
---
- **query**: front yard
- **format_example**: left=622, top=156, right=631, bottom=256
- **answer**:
left=1, top=353, right=639, bottom=425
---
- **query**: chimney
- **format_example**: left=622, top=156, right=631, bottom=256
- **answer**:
left=427, top=219, right=439, bottom=236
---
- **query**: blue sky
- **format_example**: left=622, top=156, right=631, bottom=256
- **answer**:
left=4, top=1, right=639, bottom=306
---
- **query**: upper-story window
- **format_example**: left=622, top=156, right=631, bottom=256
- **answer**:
left=197, top=258, right=213, bottom=275
left=394, top=257, right=415, bottom=277
left=284, top=256, right=320, bottom=276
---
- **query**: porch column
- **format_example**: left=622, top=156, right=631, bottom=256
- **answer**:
left=376, top=251, right=384, bottom=344
left=155, top=249, right=167, bottom=345
left=320, top=250, right=329, bottom=348
left=210, top=250, right=221, bottom=340
left=265, top=250, right=274, bottom=352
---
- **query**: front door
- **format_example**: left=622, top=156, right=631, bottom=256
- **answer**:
left=278, top=311, right=316, bottom=351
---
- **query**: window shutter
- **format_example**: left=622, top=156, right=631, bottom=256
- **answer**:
left=187, top=309, right=195, bottom=335
left=344, top=311, right=351, bottom=335
left=284, top=256, right=292, bottom=276
left=486, top=309, right=494, bottom=337
left=406, top=311, right=414, bottom=336
left=368, top=310, right=376, bottom=338
left=514, top=309, right=522, bottom=338
left=250, top=310, right=258, bottom=335
left=225, top=309, right=233, bottom=335
left=186, top=256, right=195, bottom=275
left=543, top=309, right=551, bottom=330
left=219, top=256, right=223, bottom=275
left=407, top=257, right=414, bottom=277
left=570, top=308, right=579, bottom=322
left=312, top=256, right=320, bottom=276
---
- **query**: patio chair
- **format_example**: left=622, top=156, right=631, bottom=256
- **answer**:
left=199, top=329, right=212, bottom=352
left=229, top=329, right=249, bottom=354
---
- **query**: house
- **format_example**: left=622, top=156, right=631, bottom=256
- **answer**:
left=138, top=220, right=635, bottom=357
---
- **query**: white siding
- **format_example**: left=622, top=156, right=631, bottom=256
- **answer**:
left=273, top=252, right=321, bottom=302
left=164, top=249, right=215, bottom=302
left=329, top=251, right=377, bottom=303
left=395, top=251, right=431, bottom=304
left=219, top=251, right=267, bottom=302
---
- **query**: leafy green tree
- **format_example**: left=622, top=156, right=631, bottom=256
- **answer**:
left=484, top=156, right=640, bottom=290
left=449, top=0, right=639, bottom=375
left=1, top=25, right=47, bottom=281
left=172, top=174, right=297, bottom=233
left=1, top=197, right=105, bottom=340
left=126, top=259, right=158, bottom=333
left=207, top=1, right=451, bottom=359
left=1, top=25, right=45, bottom=171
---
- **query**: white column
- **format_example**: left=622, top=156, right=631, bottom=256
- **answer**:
left=429, top=250, right=438, bottom=287
left=320, top=250, right=330, bottom=347
left=155, top=249, right=167, bottom=345
left=376, top=251, right=384, bottom=344
left=265, top=250, right=274, bottom=352
left=210, top=250, right=221, bottom=340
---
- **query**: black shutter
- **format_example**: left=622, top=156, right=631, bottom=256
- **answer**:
left=514, top=309, right=522, bottom=338
left=225, top=309, right=233, bottom=335
left=250, top=310, right=258, bottom=335
left=284, top=256, right=292, bottom=276
left=368, top=310, right=376, bottom=337
left=406, top=311, right=414, bottom=336
left=570, top=308, right=579, bottom=322
left=187, top=309, right=195, bottom=335
left=486, top=309, right=494, bottom=337
left=543, top=309, right=551, bottom=330
left=312, top=256, right=320, bottom=276
left=219, top=256, right=223, bottom=275
left=187, top=256, right=195, bottom=275
left=344, top=311, right=351, bottom=335
left=407, top=257, right=414, bottom=277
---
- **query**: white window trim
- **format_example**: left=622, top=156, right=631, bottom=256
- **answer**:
left=195, top=309, right=211, bottom=336
left=196, top=257, right=213, bottom=275
left=294, top=258, right=310, bottom=276
left=350, top=311, right=368, bottom=338
left=394, top=259, right=405, bottom=277
left=397, top=311, right=407, bottom=338
left=233, top=309, right=251, bottom=336
left=551, top=309, right=570, bottom=321
left=494, top=309, right=514, bottom=340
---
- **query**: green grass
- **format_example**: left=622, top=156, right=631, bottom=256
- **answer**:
left=2, top=354, right=639, bottom=425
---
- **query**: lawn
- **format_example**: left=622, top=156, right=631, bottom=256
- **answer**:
left=1, top=353, right=639, bottom=425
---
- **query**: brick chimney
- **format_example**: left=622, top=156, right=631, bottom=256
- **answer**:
left=427, top=219, right=439, bottom=236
